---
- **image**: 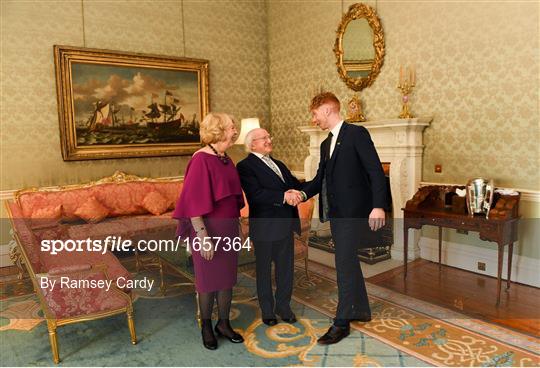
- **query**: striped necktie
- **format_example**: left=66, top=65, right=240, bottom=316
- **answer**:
left=262, top=155, right=284, bottom=182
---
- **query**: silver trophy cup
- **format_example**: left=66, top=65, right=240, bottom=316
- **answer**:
left=466, top=178, right=494, bottom=219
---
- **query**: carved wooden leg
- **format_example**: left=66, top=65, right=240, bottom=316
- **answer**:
left=304, top=255, right=310, bottom=280
left=404, top=226, right=409, bottom=279
left=47, top=320, right=60, bottom=364
left=127, top=307, right=137, bottom=345
left=438, top=226, right=443, bottom=265
left=196, top=292, right=201, bottom=328
left=9, top=243, right=26, bottom=280
left=507, top=242, right=513, bottom=290
left=134, top=248, right=141, bottom=273
left=496, top=243, right=503, bottom=305
left=158, top=257, right=166, bottom=295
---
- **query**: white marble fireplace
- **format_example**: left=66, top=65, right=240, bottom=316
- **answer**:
left=299, top=117, right=432, bottom=263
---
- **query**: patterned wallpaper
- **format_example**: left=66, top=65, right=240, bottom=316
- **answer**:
left=0, top=0, right=269, bottom=190
left=2, top=1, right=538, bottom=191
left=267, top=1, right=540, bottom=191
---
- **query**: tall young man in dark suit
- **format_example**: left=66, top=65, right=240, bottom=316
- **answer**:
left=302, top=92, right=387, bottom=345
left=237, top=128, right=304, bottom=326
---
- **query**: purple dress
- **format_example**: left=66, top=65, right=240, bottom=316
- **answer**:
left=172, top=152, right=244, bottom=293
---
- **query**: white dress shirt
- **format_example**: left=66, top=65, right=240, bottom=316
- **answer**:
left=329, top=120, right=344, bottom=158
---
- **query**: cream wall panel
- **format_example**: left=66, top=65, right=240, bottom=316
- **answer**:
left=1, top=0, right=269, bottom=191
left=268, top=1, right=540, bottom=190
left=1, top=1, right=83, bottom=188
left=183, top=0, right=270, bottom=127
left=83, top=0, right=184, bottom=56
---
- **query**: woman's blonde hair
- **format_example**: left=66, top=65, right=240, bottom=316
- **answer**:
left=199, top=112, right=235, bottom=144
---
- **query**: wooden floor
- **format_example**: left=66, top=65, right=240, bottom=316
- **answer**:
left=367, top=259, right=540, bottom=337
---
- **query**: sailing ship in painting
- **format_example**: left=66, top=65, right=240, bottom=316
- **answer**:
left=77, top=90, right=200, bottom=146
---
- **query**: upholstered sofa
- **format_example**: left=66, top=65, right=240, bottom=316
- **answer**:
left=5, top=171, right=183, bottom=363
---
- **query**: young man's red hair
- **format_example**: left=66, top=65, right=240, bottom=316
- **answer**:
left=309, top=92, right=340, bottom=112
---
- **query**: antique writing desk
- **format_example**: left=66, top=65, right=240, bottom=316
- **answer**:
left=402, top=185, right=520, bottom=305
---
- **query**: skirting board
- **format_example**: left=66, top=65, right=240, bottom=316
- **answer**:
left=419, top=237, right=540, bottom=288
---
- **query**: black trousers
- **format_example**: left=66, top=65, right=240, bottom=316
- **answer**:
left=330, top=219, right=371, bottom=327
left=253, top=233, right=294, bottom=318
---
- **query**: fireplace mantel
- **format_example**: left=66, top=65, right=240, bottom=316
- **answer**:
left=299, top=117, right=432, bottom=262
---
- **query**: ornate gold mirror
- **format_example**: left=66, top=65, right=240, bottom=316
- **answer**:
left=334, top=3, right=385, bottom=92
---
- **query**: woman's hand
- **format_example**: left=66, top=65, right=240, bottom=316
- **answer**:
left=200, top=248, right=214, bottom=261
left=199, top=238, right=215, bottom=261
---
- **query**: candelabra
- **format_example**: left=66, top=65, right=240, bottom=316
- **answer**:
left=397, top=66, right=415, bottom=119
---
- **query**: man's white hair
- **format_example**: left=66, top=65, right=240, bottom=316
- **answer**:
left=244, top=128, right=258, bottom=152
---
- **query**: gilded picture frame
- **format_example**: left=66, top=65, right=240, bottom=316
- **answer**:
left=54, top=45, right=209, bottom=161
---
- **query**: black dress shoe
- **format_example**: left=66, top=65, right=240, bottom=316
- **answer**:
left=262, top=318, right=278, bottom=326
left=201, top=320, right=217, bottom=350
left=214, top=320, right=244, bottom=343
left=317, top=325, right=350, bottom=345
left=278, top=314, right=297, bottom=324
left=351, top=314, right=372, bottom=323
left=276, top=308, right=297, bottom=324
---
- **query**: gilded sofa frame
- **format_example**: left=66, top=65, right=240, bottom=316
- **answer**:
left=4, top=206, right=137, bottom=364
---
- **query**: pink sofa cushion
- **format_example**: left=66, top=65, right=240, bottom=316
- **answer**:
left=31, top=204, right=62, bottom=220
left=75, top=197, right=110, bottom=223
left=90, top=182, right=150, bottom=217
left=18, top=190, right=84, bottom=219
left=141, top=191, right=169, bottom=215
left=29, top=204, right=63, bottom=230
left=154, top=181, right=184, bottom=209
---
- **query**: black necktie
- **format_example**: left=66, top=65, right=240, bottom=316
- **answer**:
left=321, top=132, right=333, bottom=222
left=325, top=132, right=333, bottom=161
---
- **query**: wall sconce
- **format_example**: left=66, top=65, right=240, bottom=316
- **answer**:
left=236, top=117, right=260, bottom=145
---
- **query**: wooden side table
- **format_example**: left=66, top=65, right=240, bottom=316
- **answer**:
left=402, top=185, right=520, bottom=305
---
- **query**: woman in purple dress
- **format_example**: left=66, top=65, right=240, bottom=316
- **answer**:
left=173, top=113, right=245, bottom=350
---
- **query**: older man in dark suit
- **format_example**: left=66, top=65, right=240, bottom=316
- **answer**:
left=237, top=128, right=303, bottom=326
left=302, top=92, right=388, bottom=345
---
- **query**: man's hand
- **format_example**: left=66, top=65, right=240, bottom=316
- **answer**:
left=368, top=208, right=385, bottom=231
left=285, top=189, right=302, bottom=206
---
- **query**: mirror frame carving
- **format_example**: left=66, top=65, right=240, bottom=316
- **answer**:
left=334, top=3, right=385, bottom=91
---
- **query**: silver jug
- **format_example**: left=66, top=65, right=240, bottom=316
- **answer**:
left=466, top=178, right=494, bottom=219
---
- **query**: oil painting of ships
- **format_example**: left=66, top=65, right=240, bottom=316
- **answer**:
left=76, top=90, right=200, bottom=146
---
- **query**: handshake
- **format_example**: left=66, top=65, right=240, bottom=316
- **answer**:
left=284, top=189, right=304, bottom=206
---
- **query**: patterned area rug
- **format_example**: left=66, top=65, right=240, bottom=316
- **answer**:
left=274, top=268, right=540, bottom=367
left=0, top=267, right=538, bottom=366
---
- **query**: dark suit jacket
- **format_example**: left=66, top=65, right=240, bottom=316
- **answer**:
left=303, top=122, right=388, bottom=220
left=237, top=153, right=303, bottom=242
